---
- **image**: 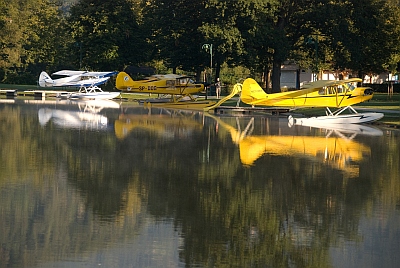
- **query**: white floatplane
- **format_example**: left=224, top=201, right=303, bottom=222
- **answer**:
left=38, top=70, right=120, bottom=100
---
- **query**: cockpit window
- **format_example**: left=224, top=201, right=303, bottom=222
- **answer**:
left=177, top=77, right=194, bottom=85
left=318, top=86, right=336, bottom=95
left=346, top=83, right=356, bottom=91
left=166, top=80, right=175, bottom=86
left=318, top=82, right=356, bottom=95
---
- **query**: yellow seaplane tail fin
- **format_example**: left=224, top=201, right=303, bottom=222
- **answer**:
left=203, top=83, right=243, bottom=111
left=116, top=71, right=134, bottom=90
left=240, top=78, right=269, bottom=105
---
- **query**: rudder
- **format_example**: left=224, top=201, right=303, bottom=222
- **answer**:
left=38, top=71, right=52, bottom=87
left=240, top=78, right=268, bottom=105
left=116, top=71, right=134, bottom=91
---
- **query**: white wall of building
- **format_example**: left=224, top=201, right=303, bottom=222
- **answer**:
left=280, top=63, right=396, bottom=90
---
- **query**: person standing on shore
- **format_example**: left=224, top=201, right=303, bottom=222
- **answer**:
left=215, top=77, right=221, bottom=99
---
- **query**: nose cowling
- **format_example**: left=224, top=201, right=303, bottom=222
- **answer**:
left=363, top=88, right=374, bottom=95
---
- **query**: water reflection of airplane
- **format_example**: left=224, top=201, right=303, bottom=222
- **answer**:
left=114, top=108, right=203, bottom=139
left=38, top=99, right=120, bottom=130
left=288, top=119, right=384, bottom=138
left=209, top=114, right=379, bottom=177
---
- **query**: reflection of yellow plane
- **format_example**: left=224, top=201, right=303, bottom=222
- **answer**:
left=227, top=78, right=384, bottom=123
left=114, top=112, right=202, bottom=139
left=209, top=114, right=371, bottom=177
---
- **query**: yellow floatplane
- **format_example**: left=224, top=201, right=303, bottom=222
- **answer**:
left=210, top=78, right=384, bottom=124
left=116, top=71, right=383, bottom=124
left=116, top=71, right=218, bottom=108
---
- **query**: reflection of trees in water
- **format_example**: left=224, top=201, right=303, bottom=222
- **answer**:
left=131, top=115, right=399, bottom=267
left=62, top=112, right=400, bottom=267
left=1, top=103, right=400, bottom=267
left=65, top=130, right=132, bottom=219
left=0, top=105, right=145, bottom=266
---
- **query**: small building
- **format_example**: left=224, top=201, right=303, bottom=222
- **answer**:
left=281, top=63, right=398, bottom=88
left=280, top=64, right=314, bottom=89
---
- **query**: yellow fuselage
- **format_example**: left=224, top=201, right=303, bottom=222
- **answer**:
left=269, top=90, right=371, bottom=108
left=242, top=88, right=373, bottom=108
left=116, top=72, right=204, bottom=96
left=240, top=78, right=374, bottom=108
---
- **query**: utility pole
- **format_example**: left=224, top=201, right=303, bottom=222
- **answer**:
left=202, top=44, right=213, bottom=99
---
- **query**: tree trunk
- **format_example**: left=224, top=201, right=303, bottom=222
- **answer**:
left=215, top=61, right=220, bottom=83
left=271, top=57, right=281, bottom=93
left=263, top=66, right=271, bottom=93
left=196, top=68, right=202, bottom=82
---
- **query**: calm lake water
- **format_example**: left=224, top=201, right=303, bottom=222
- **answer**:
left=0, top=98, right=399, bottom=267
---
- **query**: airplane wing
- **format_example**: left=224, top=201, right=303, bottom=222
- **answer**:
left=52, top=70, right=86, bottom=76
left=301, top=78, right=362, bottom=89
left=282, top=78, right=362, bottom=99
left=268, top=79, right=362, bottom=103
left=52, top=70, right=117, bottom=78
left=245, top=86, right=323, bottom=106
left=80, top=71, right=118, bottom=78
left=81, top=77, right=110, bottom=86
left=152, top=74, right=182, bottom=79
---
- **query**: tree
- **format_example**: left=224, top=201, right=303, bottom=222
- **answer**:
left=198, top=0, right=247, bottom=82
left=143, top=0, right=210, bottom=79
left=0, top=0, right=27, bottom=81
left=314, top=0, right=400, bottom=79
left=68, top=0, right=148, bottom=71
left=24, top=0, right=69, bottom=75
left=0, top=0, right=66, bottom=83
left=207, top=0, right=316, bottom=92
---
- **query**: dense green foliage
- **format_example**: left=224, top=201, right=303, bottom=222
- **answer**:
left=1, top=0, right=400, bottom=91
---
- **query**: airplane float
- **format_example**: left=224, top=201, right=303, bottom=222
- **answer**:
left=38, top=70, right=120, bottom=100
left=204, top=78, right=384, bottom=124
